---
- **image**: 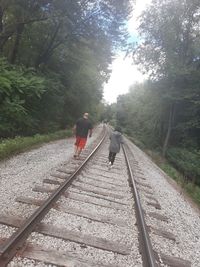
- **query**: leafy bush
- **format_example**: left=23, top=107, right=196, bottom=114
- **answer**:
left=0, top=58, right=46, bottom=137
left=166, top=147, right=200, bottom=185
left=161, top=163, right=200, bottom=205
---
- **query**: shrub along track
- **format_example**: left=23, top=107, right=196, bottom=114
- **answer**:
left=0, top=126, right=191, bottom=267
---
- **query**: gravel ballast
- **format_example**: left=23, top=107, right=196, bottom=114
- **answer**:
left=0, top=127, right=199, bottom=266
left=127, top=140, right=200, bottom=267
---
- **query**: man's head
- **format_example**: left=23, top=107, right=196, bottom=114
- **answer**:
left=83, top=112, right=89, bottom=119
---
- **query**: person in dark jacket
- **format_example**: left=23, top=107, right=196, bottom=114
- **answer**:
left=108, top=126, right=123, bottom=168
left=73, top=113, right=92, bottom=159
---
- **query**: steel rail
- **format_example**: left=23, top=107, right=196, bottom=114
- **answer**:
left=122, top=144, right=158, bottom=267
left=0, top=127, right=107, bottom=266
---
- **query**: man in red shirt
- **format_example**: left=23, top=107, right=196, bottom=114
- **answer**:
left=73, top=113, right=93, bottom=159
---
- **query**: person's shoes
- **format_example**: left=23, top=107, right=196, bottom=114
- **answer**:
left=108, top=162, right=113, bottom=170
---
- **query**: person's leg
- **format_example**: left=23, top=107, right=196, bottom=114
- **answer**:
left=108, top=152, right=115, bottom=166
left=74, top=136, right=80, bottom=158
left=111, top=152, right=116, bottom=165
left=76, top=147, right=82, bottom=158
left=74, top=146, right=78, bottom=158
left=108, top=151, right=112, bottom=163
left=108, top=152, right=116, bottom=169
left=76, top=138, right=87, bottom=159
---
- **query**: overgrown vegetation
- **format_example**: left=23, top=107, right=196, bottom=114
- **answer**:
left=0, top=0, right=134, bottom=138
left=97, top=0, right=200, bottom=205
left=153, top=153, right=200, bottom=206
left=128, top=136, right=200, bottom=206
left=110, top=0, right=200, bottom=189
left=0, top=129, right=72, bottom=160
left=166, top=148, right=200, bottom=185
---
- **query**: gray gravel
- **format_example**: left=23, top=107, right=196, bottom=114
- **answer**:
left=0, top=127, right=101, bottom=237
left=26, top=143, right=142, bottom=267
left=126, top=139, right=200, bottom=267
left=0, top=128, right=100, bottom=212
left=0, top=126, right=142, bottom=267
left=1, top=127, right=199, bottom=266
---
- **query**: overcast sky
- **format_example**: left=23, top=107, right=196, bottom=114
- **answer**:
left=103, top=0, right=152, bottom=104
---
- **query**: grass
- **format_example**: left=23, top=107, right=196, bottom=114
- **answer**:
left=0, top=129, right=73, bottom=161
left=146, top=150, right=200, bottom=207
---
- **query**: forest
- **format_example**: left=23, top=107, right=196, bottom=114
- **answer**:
left=0, top=0, right=200, bottom=190
left=0, top=0, right=133, bottom=137
left=113, top=0, right=200, bottom=187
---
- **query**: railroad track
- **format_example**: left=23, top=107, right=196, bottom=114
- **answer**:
left=0, top=126, right=191, bottom=266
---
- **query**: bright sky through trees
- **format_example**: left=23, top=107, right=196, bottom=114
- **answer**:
left=103, top=0, right=152, bottom=104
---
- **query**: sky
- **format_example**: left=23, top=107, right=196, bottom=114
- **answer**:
left=103, top=0, right=152, bottom=104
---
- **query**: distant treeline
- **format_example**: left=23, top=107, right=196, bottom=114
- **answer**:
left=0, top=0, right=133, bottom=138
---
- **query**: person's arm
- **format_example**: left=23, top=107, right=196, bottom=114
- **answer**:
left=73, top=124, right=76, bottom=136
left=119, top=135, right=123, bottom=144
left=88, top=122, right=93, bottom=137
left=89, top=128, right=92, bottom=137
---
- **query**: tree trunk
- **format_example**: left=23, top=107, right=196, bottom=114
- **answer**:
left=35, top=22, right=62, bottom=68
left=0, top=27, right=16, bottom=52
left=0, top=6, right=4, bottom=33
left=10, top=23, right=24, bottom=64
left=162, top=103, right=174, bottom=157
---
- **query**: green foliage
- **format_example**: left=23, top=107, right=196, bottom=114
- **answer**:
left=0, top=129, right=72, bottom=160
left=98, top=0, right=200, bottom=204
left=0, top=58, right=46, bottom=137
left=99, top=103, right=117, bottom=123
left=116, top=82, right=164, bottom=149
left=0, top=0, right=133, bottom=68
left=134, top=0, right=200, bottom=79
left=129, top=0, right=200, bottom=154
left=184, top=183, right=200, bottom=205
left=0, top=0, right=133, bottom=138
left=148, top=150, right=200, bottom=205
left=166, top=148, right=200, bottom=184
left=114, top=77, right=200, bottom=187
left=160, top=163, right=182, bottom=183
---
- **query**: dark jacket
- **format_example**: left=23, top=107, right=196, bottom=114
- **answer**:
left=109, top=131, right=123, bottom=153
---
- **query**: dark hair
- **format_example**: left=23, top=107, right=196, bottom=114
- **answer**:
left=115, top=126, right=122, bottom=133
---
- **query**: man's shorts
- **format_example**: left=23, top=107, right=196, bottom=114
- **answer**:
left=75, top=136, right=87, bottom=149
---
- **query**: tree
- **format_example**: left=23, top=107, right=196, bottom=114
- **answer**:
left=0, top=0, right=50, bottom=59
left=132, top=0, right=200, bottom=155
left=0, top=0, right=134, bottom=137
left=0, top=58, right=46, bottom=137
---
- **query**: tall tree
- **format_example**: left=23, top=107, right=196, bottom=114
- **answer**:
left=132, top=0, right=200, bottom=154
left=0, top=0, right=134, bottom=137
